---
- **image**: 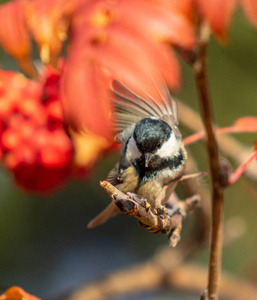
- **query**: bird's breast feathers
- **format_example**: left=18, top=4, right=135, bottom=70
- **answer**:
left=115, top=147, right=186, bottom=191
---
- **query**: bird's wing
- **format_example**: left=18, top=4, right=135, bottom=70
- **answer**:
left=112, top=80, right=182, bottom=140
left=87, top=164, right=121, bottom=228
left=106, top=162, right=120, bottom=185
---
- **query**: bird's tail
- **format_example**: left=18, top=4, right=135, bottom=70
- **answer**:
left=87, top=202, right=120, bottom=228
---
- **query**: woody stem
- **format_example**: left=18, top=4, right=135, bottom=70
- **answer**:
left=192, top=22, right=224, bottom=300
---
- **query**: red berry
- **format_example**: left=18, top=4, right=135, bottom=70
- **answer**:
left=46, top=99, right=63, bottom=121
left=1, top=128, right=20, bottom=150
left=17, top=144, right=37, bottom=165
left=4, top=151, right=21, bottom=169
left=38, top=145, right=71, bottom=168
left=0, top=97, right=14, bottom=119
left=0, top=67, right=89, bottom=193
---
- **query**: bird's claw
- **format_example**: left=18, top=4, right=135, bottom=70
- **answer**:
left=138, top=221, right=163, bottom=233
left=167, top=207, right=185, bottom=218
left=154, top=204, right=168, bottom=217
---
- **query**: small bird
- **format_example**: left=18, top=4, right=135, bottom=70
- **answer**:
left=87, top=80, right=187, bottom=228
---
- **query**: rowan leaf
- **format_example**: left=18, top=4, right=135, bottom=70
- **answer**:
left=0, top=286, right=40, bottom=300
left=233, top=116, right=257, bottom=129
left=0, top=0, right=37, bottom=78
left=61, top=58, right=113, bottom=140
left=196, top=0, right=237, bottom=39
left=241, top=0, right=257, bottom=28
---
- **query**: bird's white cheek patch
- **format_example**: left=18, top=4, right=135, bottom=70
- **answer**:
left=126, top=136, right=142, bottom=161
left=156, top=133, right=180, bottom=158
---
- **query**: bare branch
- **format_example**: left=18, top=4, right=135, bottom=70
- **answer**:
left=100, top=181, right=200, bottom=247
left=192, top=21, right=224, bottom=300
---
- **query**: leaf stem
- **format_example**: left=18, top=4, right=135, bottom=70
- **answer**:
left=193, top=22, right=224, bottom=300
left=183, top=126, right=257, bottom=146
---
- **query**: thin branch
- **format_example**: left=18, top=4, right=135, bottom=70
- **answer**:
left=63, top=155, right=255, bottom=300
left=183, top=126, right=257, bottom=146
left=228, top=150, right=257, bottom=185
left=192, top=22, right=224, bottom=300
left=100, top=181, right=200, bottom=247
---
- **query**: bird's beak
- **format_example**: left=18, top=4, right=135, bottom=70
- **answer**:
left=145, top=154, right=153, bottom=168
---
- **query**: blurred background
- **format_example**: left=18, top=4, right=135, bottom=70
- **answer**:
left=0, top=8, right=257, bottom=300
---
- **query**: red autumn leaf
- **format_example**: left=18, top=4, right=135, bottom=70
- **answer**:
left=166, top=0, right=194, bottom=17
left=241, top=0, right=257, bottom=28
left=72, top=0, right=194, bottom=86
left=0, top=286, right=40, bottom=300
left=0, top=0, right=29, bottom=58
left=61, top=58, right=113, bottom=140
left=111, top=0, right=195, bottom=48
left=196, top=0, right=238, bottom=39
left=73, top=0, right=195, bottom=48
left=63, top=12, right=182, bottom=138
left=94, top=23, right=180, bottom=90
left=71, top=21, right=177, bottom=93
left=0, top=0, right=37, bottom=78
left=233, top=116, right=257, bottom=129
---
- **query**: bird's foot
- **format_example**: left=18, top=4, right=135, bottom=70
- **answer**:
left=154, top=204, right=168, bottom=217
left=167, top=207, right=185, bottom=218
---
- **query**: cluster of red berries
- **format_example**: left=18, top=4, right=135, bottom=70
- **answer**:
left=0, top=66, right=85, bottom=192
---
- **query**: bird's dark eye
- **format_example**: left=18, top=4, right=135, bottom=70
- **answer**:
left=156, top=142, right=161, bottom=148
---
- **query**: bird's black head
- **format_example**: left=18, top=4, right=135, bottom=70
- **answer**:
left=133, top=118, right=172, bottom=153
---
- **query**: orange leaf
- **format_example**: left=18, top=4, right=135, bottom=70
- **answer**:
left=0, top=286, right=41, bottom=300
left=241, top=0, right=257, bottom=28
left=72, top=23, right=177, bottom=98
left=73, top=0, right=195, bottom=48
left=71, top=0, right=195, bottom=90
left=98, top=23, right=180, bottom=90
left=233, top=116, right=257, bottom=129
left=61, top=0, right=197, bottom=140
left=0, top=0, right=37, bottom=78
left=116, top=0, right=195, bottom=48
left=196, top=0, right=237, bottom=39
left=167, top=0, right=194, bottom=18
left=63, top=20, right=176, bottom=137
left=0, top=0, right=30, bottom=59
left=61, top=59, right=113, bottom=140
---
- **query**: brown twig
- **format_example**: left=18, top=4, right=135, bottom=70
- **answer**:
left=63, top=155, right=253, bottom=300
left=192, top=22, right=224, bottom=300
left=100, top=181, right=200, bottom=247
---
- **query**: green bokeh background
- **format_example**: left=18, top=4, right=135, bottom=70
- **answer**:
left=0, top=6, right=257, bottom=300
